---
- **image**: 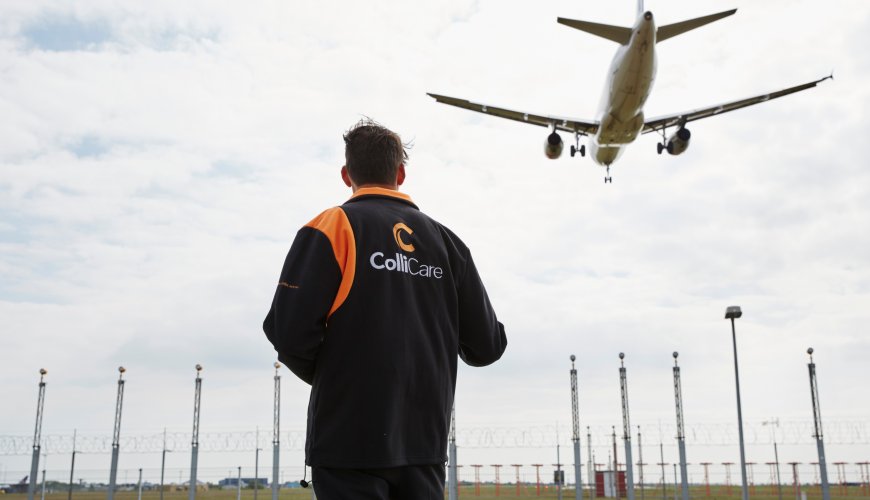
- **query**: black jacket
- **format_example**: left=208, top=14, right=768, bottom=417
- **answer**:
left=263, top=187, right=506, bottom=468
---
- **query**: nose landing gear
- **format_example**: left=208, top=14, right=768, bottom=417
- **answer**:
left=604, top=165, right=612, bottom=183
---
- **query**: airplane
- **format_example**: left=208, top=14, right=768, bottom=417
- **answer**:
left=428, top=1, right=831, bottom=182
left=1, top=476, right=30, bottom=494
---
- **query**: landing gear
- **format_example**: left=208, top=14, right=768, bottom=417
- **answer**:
left=604, top=165, right=612, bottom=183
left=570, top=132, right=586, bottom=158
left=657, top=142, right=665, bottom=155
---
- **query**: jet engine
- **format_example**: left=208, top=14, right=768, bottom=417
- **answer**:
left=665, top=127, right=691, bottom=155
left=544, top=132, right=564, bottom=159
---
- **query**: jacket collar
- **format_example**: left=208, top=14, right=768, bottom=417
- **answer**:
left=347, top=187, right=418, bottom=208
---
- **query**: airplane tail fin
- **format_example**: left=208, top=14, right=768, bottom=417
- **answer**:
left=557, top=17, right=632, bottom=44
left=656, top=9, right=737, bottom=43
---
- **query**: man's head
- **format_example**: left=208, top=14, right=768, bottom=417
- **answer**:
left=341, top=119, right=408, bottom=190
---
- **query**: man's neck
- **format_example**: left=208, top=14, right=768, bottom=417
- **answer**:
left=352, top=183, right=398, bottom=193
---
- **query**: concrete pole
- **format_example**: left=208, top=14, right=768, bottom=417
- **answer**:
left=571, top=355, right=583, bottom=500
left=673, top=353, right=689, bottom=500
left=67, top=430, right=76, bottom=500
left=254, top=427, right=260, bottom=500
left=137, top=469, right=143, bottom=500
left=236, top=467, right=242, bottom=500
left=807, top=348, right=831, bottom=500
left=619, top=354, right=635, bottom=500
left=271, top=363, right=281, bottom=500
left=638, top=426, right=645, bottom=500
left=188, top=365, right=203, bottom=500
left=588, top=427, right=595, bottom=496
left=658, top=443, right=666, bottom=500
left=107, top=366, right=126, bottom=500
left=557, top=430, right=564, bottom=500
left=28, top=369, right=48, bottom=500
left=160, top=428, right=168, bottom=500
left=448, top=404, right=458, bottom=500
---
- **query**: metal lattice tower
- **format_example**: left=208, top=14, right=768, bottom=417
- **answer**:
left=188, top=365, right=203, bottom=500
left=28, top=369, right=47, bottom=500
left=271, top=363, right=280, bottom=500
left=807, top=348, right=832, bottom=500
left=673, top=353, right=689, bottom=500
left=449, top=403, right=458, bottom=500
left=619, top=353, right=635, bottom=500
left=107, top=367, right=126, bottom=500
left=571, top=355, right=583, bottom=500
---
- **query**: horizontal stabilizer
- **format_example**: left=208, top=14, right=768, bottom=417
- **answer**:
left=557, top=17, right=632, bottom=44
left=656, top=9, right=737, bottom=43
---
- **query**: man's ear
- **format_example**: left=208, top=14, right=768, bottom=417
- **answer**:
left=341, top=166, right=353, bottom=187
left=397, top=164, right=406, bottom=186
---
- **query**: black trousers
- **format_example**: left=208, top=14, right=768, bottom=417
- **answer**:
left=311, top=464, right=445, bottom=500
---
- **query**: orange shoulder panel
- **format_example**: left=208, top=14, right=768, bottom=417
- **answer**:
left=305, top=207, right=356, bottom=318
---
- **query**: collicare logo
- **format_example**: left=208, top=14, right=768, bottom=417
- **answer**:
left=370, top=222, right=443, bottom=279
left=392, top=223, right=415, bottom=252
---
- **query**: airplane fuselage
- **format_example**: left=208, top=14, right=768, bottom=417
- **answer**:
left=590, top=11, right=657, bottom=166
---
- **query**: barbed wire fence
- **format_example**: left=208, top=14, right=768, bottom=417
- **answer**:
left=2, top=420, right=868, bottom=488
left=3, top=419, right=869, bottom=455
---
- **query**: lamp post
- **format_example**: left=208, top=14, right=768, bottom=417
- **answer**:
left=725, top=305, right=749, bottom=500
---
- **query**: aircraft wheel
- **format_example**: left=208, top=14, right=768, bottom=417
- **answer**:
left=657, top=143, right=664, bottom=155
left=570, top=145, right=577, bottom=157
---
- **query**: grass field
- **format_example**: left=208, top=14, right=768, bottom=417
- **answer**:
left=2, top=484, right=868, bottom=500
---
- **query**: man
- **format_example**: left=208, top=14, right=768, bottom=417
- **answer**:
left=263, top=119, right=507, bottom=499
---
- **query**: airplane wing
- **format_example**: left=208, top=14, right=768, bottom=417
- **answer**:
left=642, top=75, right=832, bottom=134
left=427, top=93, right=599, bottom=135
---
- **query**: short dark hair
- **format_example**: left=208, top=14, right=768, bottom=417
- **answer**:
left=343, top=118, right=409, bottom=185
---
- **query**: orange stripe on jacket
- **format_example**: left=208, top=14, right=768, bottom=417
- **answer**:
left=305, top=207, right=356, bottom=319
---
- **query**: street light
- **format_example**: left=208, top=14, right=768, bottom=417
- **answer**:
left=725, top=306, right=749, bottom=500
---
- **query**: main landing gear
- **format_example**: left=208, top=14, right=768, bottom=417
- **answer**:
left=570, top=132, right=586, bottom=158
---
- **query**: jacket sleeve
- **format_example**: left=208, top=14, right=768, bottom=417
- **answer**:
left=263, top=226, right=342, bottom=385
left=456, top=250, right=507, bottom=367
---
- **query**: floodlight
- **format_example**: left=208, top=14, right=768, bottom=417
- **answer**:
left=725, top=306, right=742, bottom=319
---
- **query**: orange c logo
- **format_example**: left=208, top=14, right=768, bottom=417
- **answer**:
left=393, top=223, right=415, bottom=252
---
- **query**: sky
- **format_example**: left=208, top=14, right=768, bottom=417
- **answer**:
left=1, top=0, right=869, bottom=488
